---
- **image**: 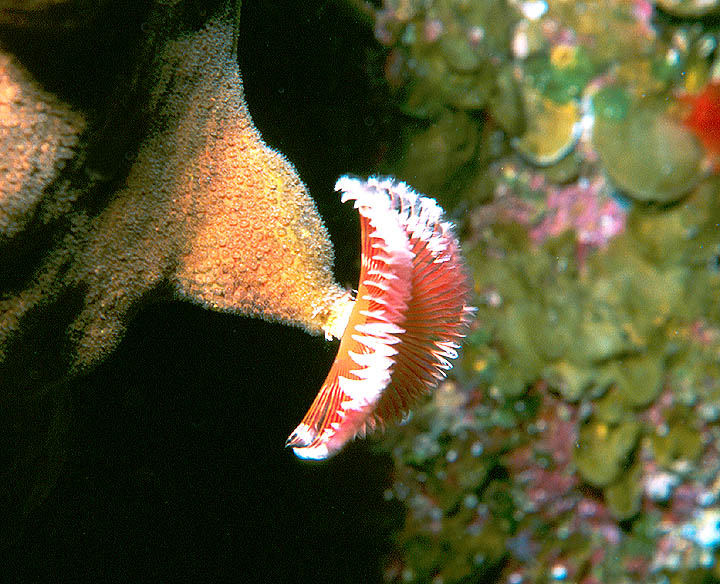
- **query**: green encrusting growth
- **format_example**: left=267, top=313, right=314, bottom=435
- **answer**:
left=381, top=177, right=720, bottom=582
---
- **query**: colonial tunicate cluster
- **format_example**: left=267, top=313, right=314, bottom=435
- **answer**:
left=371, top=0, right=720, bottom=582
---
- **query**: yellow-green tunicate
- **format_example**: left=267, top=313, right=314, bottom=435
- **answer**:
left=604, top=459, right=644, bottom=520
left=650, top=406, right=704, bottom=468
left=575, top=418, right=641, bottom=487
left=547, top=360, right=608, bottom=402
left=593, top=95, right=703, bottom=202
left=593, top=386, right=633, bottom=425
left=487, top=63, right=525, bottom=137
left=614, top=353, right=665, bottom=408
left=512, top=86, right=581, bottom=166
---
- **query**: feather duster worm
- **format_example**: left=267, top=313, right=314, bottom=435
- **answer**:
left=287, top=176, right=475, bottom=460
left=1, top=1, right=473, bottom=481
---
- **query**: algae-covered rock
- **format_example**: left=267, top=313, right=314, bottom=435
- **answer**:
left=539, top=151, right=583, bottom=184
left=487, top=62, right=525, bottom=137
left=389, top=0, right=518, bottom=117
left=549, top=0, right=656, bottom=65
left=531, top=303, right=576, bottom=363
left=389, top=108, right=480, bottom=197
left=656, top=0, right=720, bottom=17
left=593, top=89, right=703, bottom=202
left=497, top=303, right=547, bottom=374
left=575, top=419, right=641, bottom=487
left=495, top=361, right=530, bottom=398
left=379, top=0, right=720, bottom=580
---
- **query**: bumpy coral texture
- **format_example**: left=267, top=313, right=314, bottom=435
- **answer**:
left=0, top=7, right=344, bottom=383
left=0, top=1, right=345, bottom=518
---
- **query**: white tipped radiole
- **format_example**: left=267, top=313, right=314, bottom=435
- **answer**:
left=287, top=175, right=475, bottom=460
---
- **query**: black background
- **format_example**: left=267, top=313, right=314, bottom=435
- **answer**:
left=5, top=1, right=403, bottom=582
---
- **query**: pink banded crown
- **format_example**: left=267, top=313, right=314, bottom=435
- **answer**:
left=288, top=176, right=475, bottom=460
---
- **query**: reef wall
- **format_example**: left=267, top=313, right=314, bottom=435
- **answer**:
left=372, top=1, right=720, bottom=582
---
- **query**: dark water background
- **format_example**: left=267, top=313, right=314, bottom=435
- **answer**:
left=5, top=2, right=402, bottom=581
